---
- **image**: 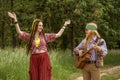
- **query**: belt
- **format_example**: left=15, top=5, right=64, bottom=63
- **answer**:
left=86, top=61, right=96, bottom=64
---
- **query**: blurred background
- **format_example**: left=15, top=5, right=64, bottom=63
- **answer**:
left=0, top=0, right=120, bottom=80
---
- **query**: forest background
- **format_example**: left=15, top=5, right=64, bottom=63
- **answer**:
left=0, top=0, right=120, bottom=80
left=0, top=0, right=120, bottom=50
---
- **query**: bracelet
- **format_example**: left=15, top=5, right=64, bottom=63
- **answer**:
left=62, top=26, right=66, bottom=29
left=14, top=21, right=18, bottom=24
left=63, top=24, right=67, bottom=27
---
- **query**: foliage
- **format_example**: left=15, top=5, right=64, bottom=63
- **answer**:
left=0, top=0, right=120, bottom=49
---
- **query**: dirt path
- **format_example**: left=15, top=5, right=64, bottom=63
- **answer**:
left=75, top=65, right=120, bottom=80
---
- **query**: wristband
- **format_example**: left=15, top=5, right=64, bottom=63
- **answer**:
left=62, top=26, right=66, bottom=29
left=14, top=21, right=18, bottom=24
left=63, top=24, right=67, bottom=27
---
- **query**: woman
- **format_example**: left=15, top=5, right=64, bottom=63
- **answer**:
left=74, top=23, right=108, bottom=80
left=8, top=12, right=71, bottom=80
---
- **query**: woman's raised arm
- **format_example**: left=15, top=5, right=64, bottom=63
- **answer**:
left=8, top=12, right=23, bottom=35
left=55, top=20, right=71, bottom=38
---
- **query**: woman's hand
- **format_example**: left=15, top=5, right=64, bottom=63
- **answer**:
left=8, top=12, right=22, bottom=34
left=8, top=12, right=17, bottom=21
left=64, top=20, right=71, bottom=26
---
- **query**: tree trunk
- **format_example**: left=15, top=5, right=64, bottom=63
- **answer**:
left=1, top=20, right=5, bottom=49
left=11, top=0, right=17, bottom=49
left=1, top=0, right=5, bottom=49
left=71, top=24, right=75, bottom=55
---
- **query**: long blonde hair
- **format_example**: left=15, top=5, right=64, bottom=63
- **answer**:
left=84, top=22, right=101, bottom=51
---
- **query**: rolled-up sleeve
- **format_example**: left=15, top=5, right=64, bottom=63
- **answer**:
left=18, top=32, right=30, bottom=42
left=45, top=33, right=56, bottom=42
left=73, top=40, right=84, bottom=54
left=99, top=39, right=108, bottom=56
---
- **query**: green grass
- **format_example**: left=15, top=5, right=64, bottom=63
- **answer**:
left=104, top=49, right=120, bottom=68
left=101, top=49, right=120, bottom=80
left=50, top=49, right=81, bottom=80
left=0, top=48, right=120, bottom=80
left=101, top=71, right=120, bottom=80
left=0, top=48, right=81, bottom=80
left=0, top=48, right=29, bottom=80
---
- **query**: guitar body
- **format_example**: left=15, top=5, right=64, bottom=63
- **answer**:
left=74, top=55, right=82, bottom=68
left=74, top=53, right=91, bottom=69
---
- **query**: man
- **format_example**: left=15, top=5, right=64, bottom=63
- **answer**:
left=74, top=22, right=108, bottom=80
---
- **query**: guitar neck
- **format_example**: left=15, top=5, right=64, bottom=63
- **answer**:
left=81, top=41, right=104, bottom=57
left=81, top=48, right=93, bottom=57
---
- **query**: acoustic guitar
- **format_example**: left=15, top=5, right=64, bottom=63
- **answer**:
left=74, top=41, right=104, bottom=69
